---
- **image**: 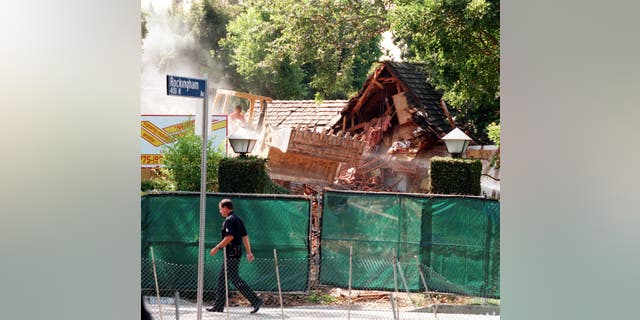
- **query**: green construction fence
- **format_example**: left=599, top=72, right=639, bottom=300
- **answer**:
left=319, top=189, right=500, bottom=298
left=141, top=192, right=311, bottom=293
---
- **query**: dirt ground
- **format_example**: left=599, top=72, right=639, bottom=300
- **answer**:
left=226, top=286, right=475, bottom=309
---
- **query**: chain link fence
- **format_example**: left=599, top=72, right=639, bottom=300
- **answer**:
left=320, top=190, right=500, bottom=298
left=142, top=192, right=499, bottom=319
left=143, top=251, right=499, bottom=320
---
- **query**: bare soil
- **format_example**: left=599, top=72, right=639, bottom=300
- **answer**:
left=227, top=286, right=473, bottom=309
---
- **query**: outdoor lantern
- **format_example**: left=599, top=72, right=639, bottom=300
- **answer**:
left=442, top=127, right=473, bottom=158
left=228, top=132, right=258, bottom=156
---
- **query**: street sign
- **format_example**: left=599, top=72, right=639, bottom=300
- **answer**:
left=165, top=73, right=210, bottom=320
left=166, top=75, right=206, bottom=98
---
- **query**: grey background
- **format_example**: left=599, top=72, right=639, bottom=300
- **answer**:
left=1, top=1, right=640, bottom=319
left=502, top=1, right=640, bottom=319
left=0, top=1, right=140, bottom=320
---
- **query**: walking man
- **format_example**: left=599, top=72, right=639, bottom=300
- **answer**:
left=207, top=198, right=263, bottom=313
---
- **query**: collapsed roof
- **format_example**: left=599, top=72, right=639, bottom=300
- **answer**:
left=333, top=61, right=456, bottom=142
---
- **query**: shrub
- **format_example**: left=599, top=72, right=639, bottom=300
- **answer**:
left=160, top=122, right=223, bottom=192
left=218, top=156, right=267, bottom=193
left=141, top=168, right=175, bottom=192
left=141, top=177, right=175, bottom=192
left=218, top=156, right=291, bottom=194
left=429, top=156, right=482, bottom=195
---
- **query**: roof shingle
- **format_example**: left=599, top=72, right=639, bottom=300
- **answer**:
left=251, top=100, right=347, bottom=130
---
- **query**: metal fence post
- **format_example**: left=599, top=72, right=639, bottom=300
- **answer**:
left=392, top=248, right=400, bottom=320
left=389, top=292, right=399, bottom=320
left=150, top=247, right=164, bottom=320
left=274, top=249, right=285, bottom=320
left=174, top=291, right=180, bottom=320
left=415, top=255, right=438, bottom=318
left=396, top=261, right=414, bottom=307
left=223, top=247, right=229, bottom=320
left=348, top=245, right=353, bottom=320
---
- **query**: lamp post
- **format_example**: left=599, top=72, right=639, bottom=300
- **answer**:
left=442, top=127, right=473, bottom=158
left=228, top=132, right=258, bottom=156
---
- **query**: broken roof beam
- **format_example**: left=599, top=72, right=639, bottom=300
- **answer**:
left=342, top=65, right=388, bottom=132
left=439, top=99, right=456, bottom=130
left=351, top=69, right=384, bottom=115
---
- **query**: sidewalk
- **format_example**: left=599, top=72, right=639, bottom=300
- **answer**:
left=148, top=304, right=500, bottom=320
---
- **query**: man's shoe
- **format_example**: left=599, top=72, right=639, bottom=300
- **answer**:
left=250, top=300, right=263, bottom=314
left=206, top=307, right=223, bottom=312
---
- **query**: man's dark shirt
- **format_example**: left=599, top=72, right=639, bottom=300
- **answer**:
left=221, top=211, right=247, bottom=258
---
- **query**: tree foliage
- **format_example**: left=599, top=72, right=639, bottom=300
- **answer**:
left=390, top=0, right=500, bottom=143
left=221, top=0, right=388, bottom=99
left=160, top=122, right=224, bottom=192
left=141, top=167, right=176, bottom=192
left=144, top=0, right=500, bottom=143
left=220, top=6, right=309, bottom=98
left=486, top=121, right=500, bottom=146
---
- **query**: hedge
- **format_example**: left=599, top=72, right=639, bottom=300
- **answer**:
left=218, top=156, right=289, bottom=194
left=429, top=156, right=482, bottom=195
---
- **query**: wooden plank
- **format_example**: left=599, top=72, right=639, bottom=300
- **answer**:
left=392, top=122, right=417, bottom=141
left=342, top=115, right=347, bottom=132
left=346, top=121, right=368, bottom=132
left=439, top=99, right=456, bottom=129
left=257, top=100, right=268, bottom=129
left=392, top=92, right=413, bottom=125
left=247, top=98, right=255, bottom=123
left=222, top=94, right=230, bottom=114
left=211, top=93, right=223, bottom=114
left=266, top=147, right=340, bottom=184
left=351, top=81, right=375, bottom=115
left=350, top=66, right=384, bottom=116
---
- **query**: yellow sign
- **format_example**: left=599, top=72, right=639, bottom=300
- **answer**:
left=163, top=119, right=195, bottom=135
left=141, top=121, right=175, bottom=144
left=141, top=128, right=164, bottom=147
left=211, top=119, right=227, bottom=131
left=141, top=115, right=227, bottom=167
left=141, top=154, right=163, bottom=165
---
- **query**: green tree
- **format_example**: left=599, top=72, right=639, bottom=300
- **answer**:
left=146, top=0, right=499, bottom=143
left=220, top=6, right=309, bottom=98
left=390, top=0, right=500, bottom=143
left=485, top=121, right=500, bottom=168
left=486, top=121, right=500, bottom=146
left=221, top=0, right=387, bottom=99
left=160, top=122, right=224, bottom=192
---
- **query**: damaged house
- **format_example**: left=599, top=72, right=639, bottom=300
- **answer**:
left=249, top=100, right=368, bottom=193
left=331, top=61, right=499, bottom=195
left=243, top=61, right=498, bottom=197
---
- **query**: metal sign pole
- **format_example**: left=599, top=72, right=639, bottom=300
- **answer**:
left=165, top=74, right=208, bottom=320
left=195, top=79, right=208, bottom=320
